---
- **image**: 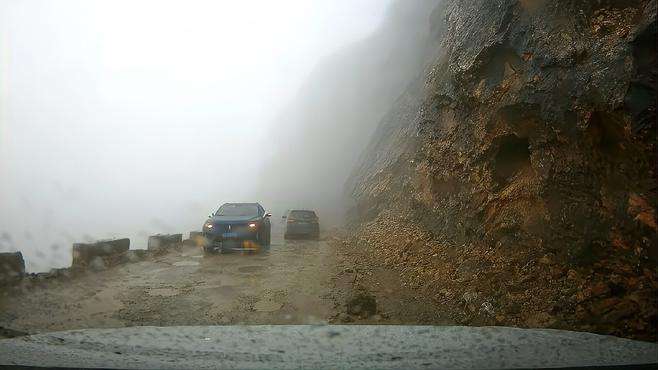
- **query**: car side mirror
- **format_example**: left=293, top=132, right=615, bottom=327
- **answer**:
left=282, top=215, right=287, bottom=219
left=265, top=213, right=272, bottom=218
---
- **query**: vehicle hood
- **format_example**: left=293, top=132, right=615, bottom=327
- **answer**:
left=210, top=215, right=259, bottom=223
left=1, top=325, right=656, bottom=369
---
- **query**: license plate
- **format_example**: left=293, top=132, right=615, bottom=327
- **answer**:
left=222, top=232, right=238, bottom=238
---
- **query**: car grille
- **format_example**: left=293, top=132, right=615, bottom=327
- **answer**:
left=211, top=223, right=251, bottom=234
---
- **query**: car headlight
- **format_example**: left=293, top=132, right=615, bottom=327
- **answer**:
left=248, top=222, right=257, bottom=228
left=204, top=222, right=213, bottom=229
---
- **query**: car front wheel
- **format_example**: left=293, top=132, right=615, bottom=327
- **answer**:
left=264, top=227, right=271, bottom=246
left=259, top=228, right=271, bottom=246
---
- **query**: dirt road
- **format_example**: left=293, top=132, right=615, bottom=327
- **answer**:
left=0, top=230, right=338, bottom=334
left=1, top=227, right=454, bottom=337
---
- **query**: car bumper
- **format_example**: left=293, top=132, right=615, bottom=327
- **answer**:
left=202, top=231, right=263, bottom=252
left=285, top=223, right=319, bottom=236
left=203, top=240, right=262, bottom=253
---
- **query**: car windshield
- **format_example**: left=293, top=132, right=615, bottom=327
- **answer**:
left=216, top=204, right=259, bottom=217
left=289, top=210, right=316, bottom=219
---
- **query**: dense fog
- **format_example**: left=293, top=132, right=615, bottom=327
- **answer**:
left=258, top=0, right=440, bottom=224
left=0, top=0, right=438, bottom=271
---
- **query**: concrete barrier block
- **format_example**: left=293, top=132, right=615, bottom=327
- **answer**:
left=71, top=238, right=130, bottom=270
left=0, top=252, right=25, bottom=283
left=148, top=234, right=182, bottom=251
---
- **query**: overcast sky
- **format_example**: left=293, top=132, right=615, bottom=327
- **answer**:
left=0, top=0, right=394, bottom=271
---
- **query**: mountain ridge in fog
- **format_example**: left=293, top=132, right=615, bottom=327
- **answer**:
left=258, top=0, right=443, bottom=224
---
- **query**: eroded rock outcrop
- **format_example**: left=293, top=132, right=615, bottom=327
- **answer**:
left=347, top=0, right=657, bottom=340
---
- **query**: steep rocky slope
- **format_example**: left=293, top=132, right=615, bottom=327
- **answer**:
left=347, top=0, right=657, bottom=340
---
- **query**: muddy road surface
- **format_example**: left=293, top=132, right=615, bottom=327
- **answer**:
left=0, top=232, right=339, bottom=334
left=1, top=228, right=452, bottom=336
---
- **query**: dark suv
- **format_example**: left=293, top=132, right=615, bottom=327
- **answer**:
left=283, top=210, right=320, bottom=240
left=202, top=203, right=271, bottom=253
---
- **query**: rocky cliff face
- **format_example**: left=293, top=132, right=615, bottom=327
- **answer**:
left=347, top=0, right=657, bottom=340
